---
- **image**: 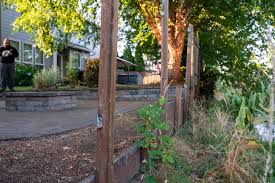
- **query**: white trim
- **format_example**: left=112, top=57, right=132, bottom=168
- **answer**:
left=22, top=42, right=34, bottom=64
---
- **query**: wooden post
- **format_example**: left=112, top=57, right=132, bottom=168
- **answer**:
left=96, top=0, right=119, bottom=182
left=266, top=25, right=274, bottom=183
left=196, top=48, right=202, bottom=98
left=190, top=26, right=196, bottom=104
left=175, top=86, right=183, bottom=128
left=160, top=0, right=168, bottom=98
left=194, top=36, right=199, bottom=99
left=184, top=24, right=193, bottom=118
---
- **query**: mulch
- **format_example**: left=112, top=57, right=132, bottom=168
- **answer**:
left=0, top=112, right=141, bottom=183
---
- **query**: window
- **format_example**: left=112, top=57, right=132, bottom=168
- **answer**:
left=80, top=54, right=88, bottom=71
left=23, top=43, right=33, bottom=63
left=35, top=48, right=43, bottom=65
left=71, top=51, right=81, bottom=69
left=10, top=40, right=20, bottom=63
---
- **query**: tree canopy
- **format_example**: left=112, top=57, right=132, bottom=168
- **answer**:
left=120, top=0, right=274, bottom=83
left=2, top=0, right=100, bottom=55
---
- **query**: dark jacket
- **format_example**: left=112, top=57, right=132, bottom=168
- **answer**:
left=0, top=45, right=19, bottom=64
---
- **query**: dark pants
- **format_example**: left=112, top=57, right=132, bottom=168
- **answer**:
left=1, top=63, right=15, bottom=90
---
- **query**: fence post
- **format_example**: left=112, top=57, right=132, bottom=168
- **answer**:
left=190, top=26, right=196, bottom=104
left=175, top=86, right=183, bottom=128
left=160, top=0, right=169, bottom=123
left=184, top=24, right=194, bottom=119
left=160, top=0, right=169, bottom=99
left=95, top=0, right=119, bottom=182
left=196, top=48, right=202, bottom=98
left=194, top=36, right=200, bottom=99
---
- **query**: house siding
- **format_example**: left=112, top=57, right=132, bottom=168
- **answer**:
left=0, top=7, right=91, bottom=74
left=1, top=8, right=31, bottom=43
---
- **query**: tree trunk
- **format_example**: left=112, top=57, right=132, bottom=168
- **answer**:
left=168, top=42, right=184, bottom=81
left=137, top=2, right=189, bottom=81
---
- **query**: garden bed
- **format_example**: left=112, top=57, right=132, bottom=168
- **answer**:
left=0, top=110, right=142, bottom=183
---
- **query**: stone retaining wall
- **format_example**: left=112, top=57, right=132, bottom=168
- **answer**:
left=74, top=87, right=179, bottom=101
left=4, top=92, right=76, bottom=111
left=3, top=87, right=183, bottom=111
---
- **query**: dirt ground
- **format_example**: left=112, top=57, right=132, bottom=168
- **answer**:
left=0, top=111, right=141, bottom=183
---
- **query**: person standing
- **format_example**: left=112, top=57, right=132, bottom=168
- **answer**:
left=0, top=38, right=18, bottom=92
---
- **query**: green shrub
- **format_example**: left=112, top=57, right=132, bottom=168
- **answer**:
left=66, top=65, right=80, bottom=88
left=136, top=98, right=174, bottom=181
left=33, top=68, right=60, bottom=91
left=15, top=64, right=38, bottom=86
left=84, top=58, right=99, bottom=87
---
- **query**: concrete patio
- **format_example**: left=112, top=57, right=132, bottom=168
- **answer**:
left=0, top=99, right=149, bottom=139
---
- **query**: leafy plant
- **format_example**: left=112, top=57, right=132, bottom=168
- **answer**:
left=214, top=79, right=270, bottom=128
left=33, top=68, right=60, bottom=91
left=15, top=63, right=38, bottom=86
left=136, top=98, right=174, bottom=182
left=66, top=65, right=80, bottom=88
left=83, top=58, right=99, bottom=87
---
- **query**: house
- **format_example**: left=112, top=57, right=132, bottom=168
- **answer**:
left=0, top=5, right=94, bottom=77
left=0, top=4, right=141, bottom=85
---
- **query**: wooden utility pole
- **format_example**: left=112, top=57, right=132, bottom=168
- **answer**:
left=96, top=0, right=119, bottom=182
left=160, top=0, right=168, bottom=98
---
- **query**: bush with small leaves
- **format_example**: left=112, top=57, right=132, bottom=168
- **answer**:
left=15, top=63, right=38, bottom=86
left=83, top=58, right=99, bottom=87
left=66, top=65, right=80, bottom=88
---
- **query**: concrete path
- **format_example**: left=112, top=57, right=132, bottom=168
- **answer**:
left=0, top=100, right=149, bottom=139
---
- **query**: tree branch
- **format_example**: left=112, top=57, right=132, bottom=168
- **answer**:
left=137, top=1, right=162, bottom=44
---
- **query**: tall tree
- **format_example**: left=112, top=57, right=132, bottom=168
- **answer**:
left=134, top=43, right=145, bottom=71
left=121, top=45, right=134, bottom=63
left=121, top=0, right=192, bottom=80
left=120, top=0, right=274, bottom=82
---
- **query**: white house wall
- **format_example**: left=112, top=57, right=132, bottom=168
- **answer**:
left=1, top=8, right=32, bottom=43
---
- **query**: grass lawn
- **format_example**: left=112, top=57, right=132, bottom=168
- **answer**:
left=14, top=85, right=91, bottom=92
left=15, top=86, right=33, bottom=91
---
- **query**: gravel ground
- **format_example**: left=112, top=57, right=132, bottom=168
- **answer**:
left=0, top=111, right=141, bottom=183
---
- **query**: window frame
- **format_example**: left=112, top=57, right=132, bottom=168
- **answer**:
left=22, top=42, right=34, bottom=64
left=9, top=39, right=21, bottom=63
left=34, top=47, right=44, bottom=66
left=71, top=51, right=81, bottom=69
left=80, top=54, right=88, bottom=71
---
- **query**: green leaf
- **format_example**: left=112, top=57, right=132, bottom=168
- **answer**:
left=144, top=175, right=158, bottom=183
left=236, top=97, right=246, bottom=129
